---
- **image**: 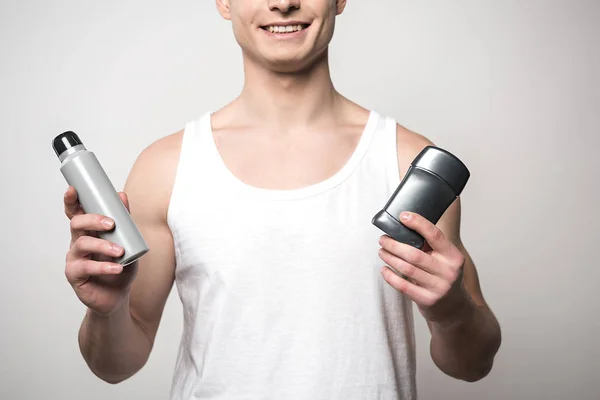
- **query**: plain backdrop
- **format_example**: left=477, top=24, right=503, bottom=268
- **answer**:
left=1, top=0, right=599, bottom=399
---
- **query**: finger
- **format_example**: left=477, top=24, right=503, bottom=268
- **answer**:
left=399, top=212, right=454, bottom=255
left=380, top=266, right=435, bottom=306
left=379, top=235, right=437, bottom=275
left=118, top=192, right=130, bottom=213
left=64, top=186, right=83, bottom=219
left=70, top=214, right=115, bottom=242
left=68, top=236, right=124, bottom=260
left=378, top=248, right=439, bottom=289
left=65, top=259, right=124, bottom=284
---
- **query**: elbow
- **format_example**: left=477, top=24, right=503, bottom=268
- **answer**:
left=434, top=329, right=502, bottom=383
left=89, top=366, right=138, bottom=385
left=434, top=358, right=495, bottom=383
left=101, top=369, right=141, bottom=385
left=81, top=351, right=146, bottom=385
left=436, top=357, right=496, bottom=383
left=464, top=335, right=503, bottom=382
left=461, top=329, right=502, bottom=382
left=84, top=352, right=149, bottom=385
left=459, top=360, right=495, bottom=382
left=100, top=376, right=129, bottom=385
left=431, top=305, right=503, bottom=383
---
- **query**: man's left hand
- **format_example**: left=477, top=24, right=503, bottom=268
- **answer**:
left=378, top=211, right=472, bottom=326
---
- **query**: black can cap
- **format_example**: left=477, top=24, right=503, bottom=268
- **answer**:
left=413, top=145, right=471, bottom=195
left=53, top=131, right=83, bottom=158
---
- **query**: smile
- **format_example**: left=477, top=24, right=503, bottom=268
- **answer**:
left=260, top=23, right=310, bottom=34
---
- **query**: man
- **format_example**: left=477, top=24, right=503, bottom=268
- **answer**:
left=63, top=1, right=501, bottom=399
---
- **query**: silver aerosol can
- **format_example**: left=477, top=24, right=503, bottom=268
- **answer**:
left=52, top=131, right=149, bottom=266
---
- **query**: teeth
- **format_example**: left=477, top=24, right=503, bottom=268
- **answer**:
left=267, top=25, right=304, bottom=34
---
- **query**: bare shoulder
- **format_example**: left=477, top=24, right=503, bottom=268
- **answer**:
left=123, top=129, right=185, bottom=223
left=395, top=123, right=436, bottom=176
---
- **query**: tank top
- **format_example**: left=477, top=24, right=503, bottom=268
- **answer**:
left=166, top=110, right=417, bottom=400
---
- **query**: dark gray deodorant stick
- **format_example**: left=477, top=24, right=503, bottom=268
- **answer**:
left=372, top=145, right=470, bottom=249
left=53, top=131, right=149, bottom=266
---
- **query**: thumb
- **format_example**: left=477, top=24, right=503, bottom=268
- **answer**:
left=118, top=192, right=130, bottom=213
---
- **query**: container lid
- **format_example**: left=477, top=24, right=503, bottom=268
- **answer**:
left=413, top=145, right=470, bottom=195
left=52, top=131, right=83, bottom=157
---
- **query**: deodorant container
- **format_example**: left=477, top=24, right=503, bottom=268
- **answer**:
left=52, top=131, right=149, bottom=266
left=372, top=145, right=470, bottom=249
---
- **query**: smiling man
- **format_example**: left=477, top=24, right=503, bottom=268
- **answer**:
left=63, top=1, right=501, bottom=399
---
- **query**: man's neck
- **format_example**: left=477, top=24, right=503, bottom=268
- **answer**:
left=236, top=50, right=343, bottom=133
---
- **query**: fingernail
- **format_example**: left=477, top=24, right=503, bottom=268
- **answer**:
left=112, top=244, right=123, bottom=254
left=102, top=218, right=114, bottom=228
left=400, top=212, right=411, bottom=221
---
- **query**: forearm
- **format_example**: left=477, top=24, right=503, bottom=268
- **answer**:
left=78, top=296, right=153, bottom=384
left=429, top=295, right=502, bottom=382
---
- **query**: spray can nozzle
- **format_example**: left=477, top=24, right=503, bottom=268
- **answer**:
left=52, top=131, right=84, bottom=158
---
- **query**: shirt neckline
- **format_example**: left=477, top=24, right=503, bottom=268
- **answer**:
left=203, top=110, right=379, bottom=201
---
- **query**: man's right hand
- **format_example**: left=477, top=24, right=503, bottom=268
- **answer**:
left=64, top=186, right=138, bottom=317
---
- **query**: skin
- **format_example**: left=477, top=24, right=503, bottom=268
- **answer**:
left=382, top=131, right=502, bottom=381
left=64, top=0, right=500, bottom=385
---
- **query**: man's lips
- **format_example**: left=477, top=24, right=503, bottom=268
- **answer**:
left=260, top=21, right=311, bottom=34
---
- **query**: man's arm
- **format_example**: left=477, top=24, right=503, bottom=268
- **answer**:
left=425, top=197, right=502, bottom=382
left=392, top=125, right=502, bottom=382
left=78, top=132, right=182, bottom=383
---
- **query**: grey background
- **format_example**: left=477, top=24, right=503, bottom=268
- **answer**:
left=1, top=0, right=599, bottom=399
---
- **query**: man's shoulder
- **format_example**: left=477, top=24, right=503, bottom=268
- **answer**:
left=131, top=129, right=185, bottom=182
left=394, top=122, right=435, bottom=151
left=393, top=120, right=436, bottom=174
left=355, top=103, right=436, bottom=170
left=360, top=104, right=435, bottom=156
left=138, top=129, right=184, bottom=163
left=124, top=128, right=185, bottom=221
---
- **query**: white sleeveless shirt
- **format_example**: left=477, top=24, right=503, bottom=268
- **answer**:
left=166, top=110, right=417, bottom=400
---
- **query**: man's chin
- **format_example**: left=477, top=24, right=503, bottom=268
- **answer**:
left=265, top=60, right=311, bottom=74
left=261, top=52, right=324, bottom=74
